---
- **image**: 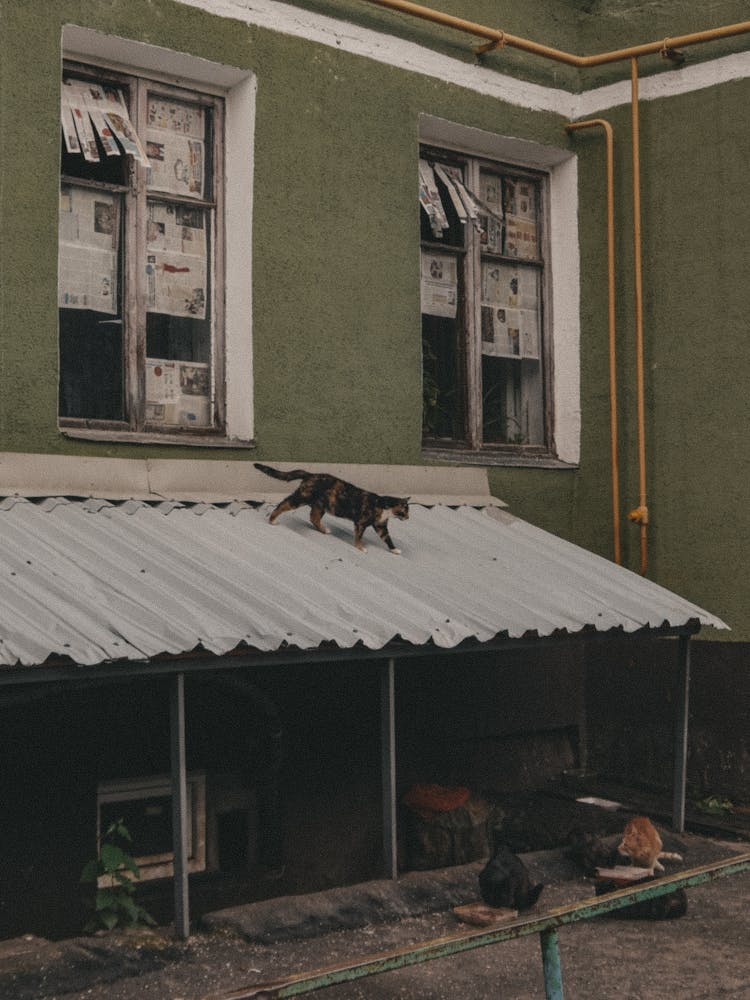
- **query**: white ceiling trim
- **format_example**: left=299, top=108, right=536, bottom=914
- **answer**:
left=176, top=0, right=750, bottom=117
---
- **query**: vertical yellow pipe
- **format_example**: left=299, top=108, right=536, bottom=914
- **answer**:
left=566, top=119, right=621, bottom=564
left=628, top=57, right=649, bottom=575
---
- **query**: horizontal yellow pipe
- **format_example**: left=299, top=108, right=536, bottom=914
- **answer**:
left=365, top=0, right=750, bottom=68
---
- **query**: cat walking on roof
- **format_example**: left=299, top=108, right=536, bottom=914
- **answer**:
left=254, top=464, right=409, bottom=554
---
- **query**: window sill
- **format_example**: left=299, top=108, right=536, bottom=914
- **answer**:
left=60, top=427, right=255, bottom=449
left=421, top=445, right=577, bottom=470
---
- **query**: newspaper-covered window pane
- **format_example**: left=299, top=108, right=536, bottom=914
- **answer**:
left=478, top=170, right=504, bottom=255
left=146, top=201, right=208, bottom=319
left=145, top=199, right=212, bottom=427
left=479, top=260, right=543, bottom=445
left=145, top=359, right=211, bottom=427
left=480, top=263, right=540, bottom=360
left=502, top=176, right=539, bottom=261
left=146, top=95, right=208, bottom=200
left=143, top=93, right=214, bottom=428
left=59, top=186, right=119, bottom=314
left=420, top=251, right=457, bottom=319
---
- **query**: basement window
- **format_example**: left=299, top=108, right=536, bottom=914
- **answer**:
left=96, top=773, right=206, bottom=884
left=59, top=61, right=225, bottom=439
left=420, top=146, right=553, bottom=462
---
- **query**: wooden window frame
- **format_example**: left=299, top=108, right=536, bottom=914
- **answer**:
left=420, top=145, right=555, bottom=464
left=59, top=60, right=226, bottom=444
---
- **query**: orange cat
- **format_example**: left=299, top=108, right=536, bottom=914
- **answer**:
left=618, top=816, right=682, bottom=874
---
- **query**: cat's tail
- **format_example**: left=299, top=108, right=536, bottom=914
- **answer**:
left=658, top=851, right=684, bottom=864
left=254, top=463, right=308, bottom=482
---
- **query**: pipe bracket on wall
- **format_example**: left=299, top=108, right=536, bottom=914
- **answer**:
left=660, top=40, right=686, bottom=65
left=474, top=33, right=505, bottom=58
left=628, top=505, right=649, bottom=526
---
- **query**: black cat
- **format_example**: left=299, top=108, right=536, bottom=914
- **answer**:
left=566, top=827, right=620, bottom=877
left=595, top=877, right=688, bottom=920
left=479, top=843, right=544, bottom=910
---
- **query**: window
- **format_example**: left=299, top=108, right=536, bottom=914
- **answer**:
left=420, top=146, right=551, bottom=459
left=59, top=62, right=224, bottom=438
left=97, top=773, right=206, bottom=883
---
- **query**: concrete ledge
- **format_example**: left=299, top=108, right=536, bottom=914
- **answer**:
left=0, top=453, right=504, bottom=506
left=200, top=862, right=487, bottom=943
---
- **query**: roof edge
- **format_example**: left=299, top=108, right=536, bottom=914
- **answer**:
left=0, top=623, right=705, bottom=686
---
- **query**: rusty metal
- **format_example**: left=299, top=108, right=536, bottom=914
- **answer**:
left=201, top=852, right=750, bottom=999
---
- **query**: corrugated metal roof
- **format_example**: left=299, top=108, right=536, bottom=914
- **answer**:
left=0, top=495, right=727, bottom=669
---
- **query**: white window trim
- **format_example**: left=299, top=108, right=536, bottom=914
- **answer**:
left=419, top=115, right=581, bottom=466
left=61, top=25, right=256, bottom=444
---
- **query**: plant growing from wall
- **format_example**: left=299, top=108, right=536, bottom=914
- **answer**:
left=80, top=818, right=156, bottom=932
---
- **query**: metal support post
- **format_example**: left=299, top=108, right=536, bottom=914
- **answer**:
left=381, top=658, right=398, bottom=880
left=170, top=672, right=190, bottom=939
left=672, top=635, right=691, bottom=832
left=540, top=928, right=564, bottom=1000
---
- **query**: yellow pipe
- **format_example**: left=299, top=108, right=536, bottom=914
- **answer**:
left=364, top=0, right=750, bottom=68
left=566, top=119, right=620, bottom=566
left=365, top=0, right=578, bottom=65
left=626, top=58, right=649, bottom=575
left=366, top=0, right=750, bottom=574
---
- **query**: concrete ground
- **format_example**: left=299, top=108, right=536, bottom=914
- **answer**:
left=2, top=832, right=749, bottom=1000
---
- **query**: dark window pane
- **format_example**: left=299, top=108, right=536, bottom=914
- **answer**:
left=481, top=355, right=521, bottom=444
left=58, top=311, right=124, bottom=420
left=100, top=796, right=172, bottom=858
left=146, top=314, right=210, bottom=363
left=422, top=313, right=464, bottom=441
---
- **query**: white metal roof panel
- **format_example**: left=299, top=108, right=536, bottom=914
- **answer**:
left=0, top=496, right=727, bottom=670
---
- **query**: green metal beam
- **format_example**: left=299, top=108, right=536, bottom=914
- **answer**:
left=202, top=852, right=750, bottom=999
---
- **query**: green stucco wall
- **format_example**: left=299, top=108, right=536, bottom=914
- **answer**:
left=1, top=0, right=749, bottom=639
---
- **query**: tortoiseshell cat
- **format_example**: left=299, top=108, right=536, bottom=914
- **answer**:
left=254, top=464, right=409, bottom=554
left=618, top=816, right=683, bottom=874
